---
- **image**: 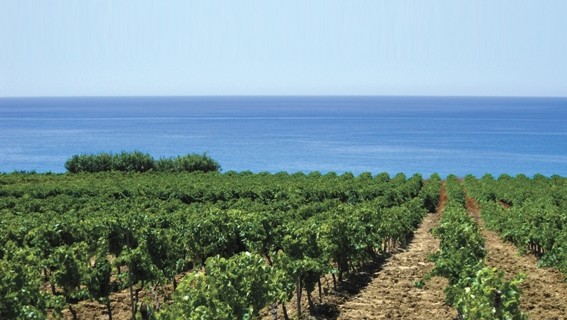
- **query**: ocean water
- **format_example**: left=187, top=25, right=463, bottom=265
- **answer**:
left=0, top=96, right=566, bottom=177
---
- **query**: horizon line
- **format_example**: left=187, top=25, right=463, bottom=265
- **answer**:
left=1, top=94, right=567, bottom=99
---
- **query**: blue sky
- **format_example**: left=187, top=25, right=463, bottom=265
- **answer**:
left=1, top=1, right=566, bottom=97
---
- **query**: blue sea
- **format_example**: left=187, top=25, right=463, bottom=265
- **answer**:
left=0, top=96, right=566, bottom=177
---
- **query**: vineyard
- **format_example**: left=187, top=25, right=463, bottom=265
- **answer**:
left=1, top=169, right=567, bottom=319
left=464, top=174, right=567, bottom=276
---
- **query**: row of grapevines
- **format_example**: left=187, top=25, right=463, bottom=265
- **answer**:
left=422, top=176, right=526, bottom=319
left=464, top=174, right=567, bottom=277
left=0, top=171, right=436, bottom=319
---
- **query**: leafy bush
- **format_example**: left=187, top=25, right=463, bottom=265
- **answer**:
left=0, top=243, right=49, bottom=319
left=111, top=151, right=154, bottom=172
left=65, top=153, right=112, bottom=173
left=158, top=252, right=282, bottom=320
left=155, top=153, right=220, bottom=173
left=455, top=268, right=526, bottom=320
left=65, top=152, right=220, bottom=173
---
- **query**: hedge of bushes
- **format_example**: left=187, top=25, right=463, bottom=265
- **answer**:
left=65, top=152, right=221, bottom=173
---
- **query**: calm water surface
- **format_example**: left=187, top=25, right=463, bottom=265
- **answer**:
left=1, top=96, right=566, bottom=176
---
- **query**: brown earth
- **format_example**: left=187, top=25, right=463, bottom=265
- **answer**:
left=54, top=286, right=159, bottom=320
left=335, top=185, right=457, bottom=320
left=466, top=196, right=567, bottom=320
left=51, top=272, right=186, bottom=320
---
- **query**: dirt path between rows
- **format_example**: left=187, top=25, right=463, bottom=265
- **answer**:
left=466, top=197, right=567, bottom=320
left=336, top=186, right=457, bottom=320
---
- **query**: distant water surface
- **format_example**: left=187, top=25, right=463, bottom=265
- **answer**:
left=0, top=96, right=566, bottom=176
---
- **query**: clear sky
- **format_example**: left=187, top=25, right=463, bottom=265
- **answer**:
left=1, top=0, right=566, bottom=97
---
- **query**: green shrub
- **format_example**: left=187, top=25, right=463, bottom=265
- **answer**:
left=111, top=151, right=154, bottom=172
left=154, top=153, right=220, bottom=173
left=65, top=153, right=112, bottom=173
left=454, top=267, right=526, bottom=320
left=158, top=252, right=281, bottom=320
left=65, top=152, right=220, bottom=173
left=174, top=153, right=220, bottom=173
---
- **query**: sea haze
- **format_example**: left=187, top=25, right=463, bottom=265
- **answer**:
left=0, top=96, right=566, bottom=177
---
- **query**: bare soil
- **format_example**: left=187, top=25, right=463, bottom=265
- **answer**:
left=466, top=197, right=567, bottom=320
left=51, top=273, right=185, bottom=320
left=54, top=287, right=153, bottom=320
